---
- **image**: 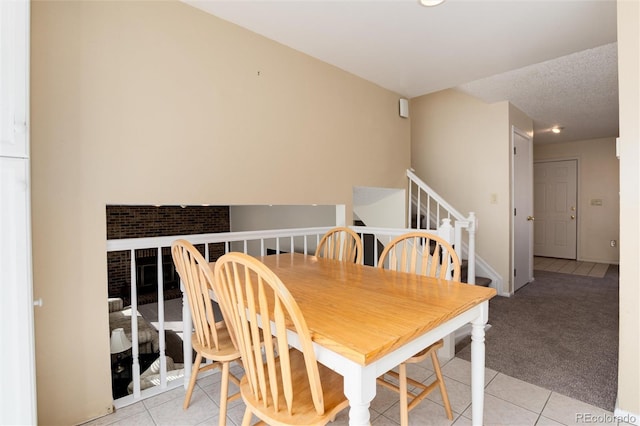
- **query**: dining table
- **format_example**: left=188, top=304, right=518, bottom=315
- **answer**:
left=212, top=252, right=496, bottom=425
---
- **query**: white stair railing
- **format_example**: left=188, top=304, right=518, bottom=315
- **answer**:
left=407, top=169, right=477, bottom=284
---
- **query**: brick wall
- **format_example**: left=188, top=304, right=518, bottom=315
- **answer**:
left=107, top=205, right=229, bottom=304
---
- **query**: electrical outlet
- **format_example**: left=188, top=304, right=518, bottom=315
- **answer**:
left=610, top=240, right=617, bottom=247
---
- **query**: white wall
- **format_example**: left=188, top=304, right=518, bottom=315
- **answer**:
left=353, top=187, right=406, bottom=229
left=616, top=0, right=640, bottom=418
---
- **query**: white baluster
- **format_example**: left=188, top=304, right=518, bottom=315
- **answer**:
left=182, top=280, right=192, bottom=390
left=157, top=247, right=167, bottom=388
left=130, top=249, right=141, bottom=397
left=407, top=180, right=413, bottom=228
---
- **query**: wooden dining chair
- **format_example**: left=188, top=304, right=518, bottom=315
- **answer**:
left=171, top=239, right=242, bottom=426
left=376, top=231, right=460, bottom=426
left=315, top=226, right=363, bottom=264
left=213, top=252, right=350, bottom=426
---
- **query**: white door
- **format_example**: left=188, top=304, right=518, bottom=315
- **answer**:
left=512, top=128, right=534, bottom=292
left=534, top=160, right=578, bottom=259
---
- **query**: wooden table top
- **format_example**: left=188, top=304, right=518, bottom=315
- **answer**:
left=252, top=253, right=497, bottom=366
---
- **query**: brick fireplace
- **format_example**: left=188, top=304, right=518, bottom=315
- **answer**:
left=106, top=205, right=229, bottom=305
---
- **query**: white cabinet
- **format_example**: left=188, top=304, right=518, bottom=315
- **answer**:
left=0, top=157, right=36, bottom=425
left=0, top=0, right=29, bottom=158
left=0, top=0, right=36, bottom=424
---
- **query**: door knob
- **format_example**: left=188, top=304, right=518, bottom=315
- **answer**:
left=527, top=216, right=535, bottom=221
left=570, top=215, right=576, bottom=220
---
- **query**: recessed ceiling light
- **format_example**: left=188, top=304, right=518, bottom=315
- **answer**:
left=551, top=127, right=563, bottom=134
left=419, top=0, right=446, bottom=6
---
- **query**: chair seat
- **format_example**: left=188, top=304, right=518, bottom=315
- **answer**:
left=377, top=339, right=444, bottom=390
left=241, top=348, right=349, bottom=426
left=186, top=323, right=242, bottom=411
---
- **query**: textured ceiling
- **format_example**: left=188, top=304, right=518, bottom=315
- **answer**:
left=183, top=0, right=619, bottom=144
left=459, top=42, right=619, bottom=144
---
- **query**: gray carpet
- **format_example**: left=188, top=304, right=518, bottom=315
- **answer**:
left=456, top=265, right=619, bottom=412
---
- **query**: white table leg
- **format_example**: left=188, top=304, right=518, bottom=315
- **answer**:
left=471, top=301, right=489, bottom=426
left=343, top=366, right=377, bottom=426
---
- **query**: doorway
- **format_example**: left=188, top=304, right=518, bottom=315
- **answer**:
left=511, top=127, right=534, bottom=293
left=533, top=159, right=578, bottom=259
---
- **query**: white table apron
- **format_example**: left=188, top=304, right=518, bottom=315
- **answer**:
left=275, top=300, right=490, bottom=426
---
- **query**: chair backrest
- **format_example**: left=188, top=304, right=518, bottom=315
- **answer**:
left=213, top=252, right=326, bottom=416
left=377, top=232, right=461, bottom=281
left=171, top=239, right=224, bottom=351
left=315, top=226, right=363, bottom=264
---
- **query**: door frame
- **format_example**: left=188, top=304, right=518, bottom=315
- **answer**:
left=510, top=126, right=534, bottom=295
left=533, top=156, right=580, bottom=260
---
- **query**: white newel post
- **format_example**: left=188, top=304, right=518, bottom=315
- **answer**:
left=467, top=212, right=477, bottom=285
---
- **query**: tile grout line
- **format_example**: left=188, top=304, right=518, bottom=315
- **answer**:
left=482, top=375, right=555, bottom=423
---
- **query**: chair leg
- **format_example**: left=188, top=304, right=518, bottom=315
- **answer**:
left=218, top=361, right=230, bottom=426
left=399, top=363, right=409, bottom=426
left=183, top=352, right=203, bottom=410
left=430, top=352, right=453, bottom=420
left=241, top=406, right=253, bottom=426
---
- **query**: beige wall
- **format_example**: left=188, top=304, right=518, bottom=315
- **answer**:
left=534, top=138, right=620, bottom=264
left=509, top=104, right=534, bottom=138
left=230, top=205, right=337, bottom=232
left=30, top=1, right=410, bottom=423
left=410, top=89, right=513, bottom=293
left=617, top=0, right=640, bottom=417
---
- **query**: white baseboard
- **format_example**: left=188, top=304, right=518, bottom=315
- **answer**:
left=614, top=405, right=639, bottom=425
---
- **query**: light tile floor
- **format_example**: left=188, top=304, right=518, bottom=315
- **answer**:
left=82, top=357, right=623, bottom=426
left=533, top=257, right=610, bottom=278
